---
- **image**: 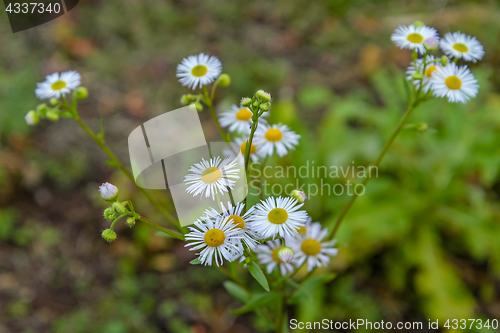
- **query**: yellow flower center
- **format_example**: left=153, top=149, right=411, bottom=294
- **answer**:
left=265, top=128, right=283, bottom=142
left=204, top=228, right=225, bottom=247
left=271, top=246, right=284, bottom=263
left=227, top=214, right=245, bottom=230
left=445, top=75, right=462, bottom=90
left=453, top=43, right=469, bottom=53
left=201, top=167, right=222, bottom=184
left=51, top=80, right=67, bottom=91
left=295, top=226, right=306, bottom=234
left=268, top=208, right=288, bottom=224
left=407, top=33, right=423, bottom=43
left=425, top=65, right=437, bottom=78
left=236, top=108, right=253, bottom=121
left=301, top=239, right=321, bottom=256
left=240, top=142, right=257, bottom=155
left=191, top=64, right=208, bottom=77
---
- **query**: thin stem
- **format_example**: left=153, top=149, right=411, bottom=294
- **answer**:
left=73, top=116, right=183, bottom=233
left=243, top=120, right=259, bottom=212
left=327, top=103, right=418, bottom=240
left=137, top=216, right=184, bottom=240
left=202, top=85, right=229, bottom=142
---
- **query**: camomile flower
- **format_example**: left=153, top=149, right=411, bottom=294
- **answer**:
left=184, top=156, right=240, bottom=200
left=406, top=55, right=440, bottom=93
left=289, top=221, right=338, bottom=272
left=223, top=136, right=261, bottom=165
left=248, top=196, right=308, bottom=239
left=219, top=104, right=254, bottom=134
left=391, top=25, right=439, bottom=54
left=254, top=123, right=300, bottom=158
left=204, top=202, right=259, bottom=250
left=430, top=63, right=479, bottom=104
left=176, top=53, right=222, bottom=90
left=256, top=240, right=295, bottom=275
left=184, top=215, right=243, bottom=266
left=440, top=32, right=484, bottom=63
left=35, top=71, right=81, bottom=99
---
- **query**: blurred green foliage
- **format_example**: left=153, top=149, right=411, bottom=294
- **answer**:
left=1, top=0, right=500, bottom=332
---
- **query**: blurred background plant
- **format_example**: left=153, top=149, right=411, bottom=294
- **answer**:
left=1, top=0, right=500, bottom=332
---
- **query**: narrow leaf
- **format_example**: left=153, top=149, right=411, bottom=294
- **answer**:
left=248, top=262, right=269, bottom=291
left=105, top=160, right=119, bottom=168
left=230, top=292, right=281, bottom=315
left=190, top=258, right=202, bottom=265
left=223, top=281, right=250, bottom=303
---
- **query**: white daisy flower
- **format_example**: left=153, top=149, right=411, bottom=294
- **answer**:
left=289, top=221, right=338, bottom=272
left=391, top=25, right=439, bottom=55
left=254, top=123, right=300, bottom=158
left=223, top=136, right=261, bottom=165
left=219, top=104, right=254, bottom=134
left=35, top=71, right=81, bottom=99
left=430, top=63, right=479, bottom=104
left=184, top=215, right=243, bottom=266
left=440, top=32, right=484, bottom=63
left=256, top=240, right=295, bottom=275
left=248, top=196, right=308, bottom=239
left=184, top=156, right=240, bottom=200
left=406, top=55, right=441, bottom=93
left=204, top=202, right=259, bottom=250
left=176, top=53, right=222, bottom=90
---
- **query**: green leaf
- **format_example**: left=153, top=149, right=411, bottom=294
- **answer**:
left=189, top=258, right=201, bottom=265
left=105, top=160, right=119, bottom=168
left=248, top=262, right=269, bottom=291
left=223, top=281, right=250, bottom=303
left=230, top=292, right=281, bottom=315
left=289, top=273, right=336, bottom=303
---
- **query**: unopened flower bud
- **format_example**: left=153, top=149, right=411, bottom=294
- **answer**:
left=46, top=110, right=59, bottom=121
left=180, top=94, right=193, bottom=105
left=413, top=21, right=425, bottom=28
left=103, top=207, right=116, bottom=221
left=256, top=90, right=271, bottom=103
left=101, top=229, right=117, bottom=242
left=277, top=246, right=294, bottom=263
left=260, top=102, right=270, bottom=111
left=416, top=122, right=428, bottom=132
left=25, top=110, right=39, bottom=126
left=112, top=201, right=127, bottom=214
left=36, top=103, right=48, bottom=113
left=99, top=182, right=119, bottom=201
left=440, top=56, right=450, bottom=66
left=412, top=72, right=424, bottom=80
left=218, top=74, right=231, bottom=87
left=50, top=97, right=59, bottom=106
left=74, top=87, right=88, bottom=100
left=291, top=189, right=307, bottom=204
left=126, top=217, right=136, bottom=228
left=252, top=100, right=260, bottom=108
left=241, top=97, right=252, bottom=107
left=424, top=38, right=439, bottom=52
left=190, top=102, right=203, bottom=112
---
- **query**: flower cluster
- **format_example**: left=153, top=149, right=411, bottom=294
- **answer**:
left=177, top=53, right=338, bottom=272
left=392, top=21, right=483, bottom=104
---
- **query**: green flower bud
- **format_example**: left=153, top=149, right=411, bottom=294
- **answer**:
left=413, top=21, right=425, bottom=28
left=218, top=74, right=231, bottom=87
left=126, top=217, right=136, bottom=228
left=112, top=202, right=127, bottom=215
left=36, top=103, right=48, bottom=113
left=252, top=100, right=260, bottom=108
left=103, top=207, right=116, bottom=221
left=240, top=97, right=252, bottom=107
left=24, top=110, right=39, bottom=126
left=291, top=189, right=307, bottom=204
left=50, top=97, right=59, bottom=106
left=440, top=56, right=450, bottom=66
left=256, top=90, right=271, bottom=103
left=190, top=102, right=203, bottom=112
left=260, top=102, right=270, bottom=111
left=46, top=110, right=60, bottom=121
left=180, top=94, right=193, bottom=105
left=74, top=87, right=88, bottom=100
left=101, top=229, right=117, bottom=242
left=416, top=122, right=428, bottom=133
left=277, top=246, right=294, bottom=263
left=412, top=73, right=424, bottom=80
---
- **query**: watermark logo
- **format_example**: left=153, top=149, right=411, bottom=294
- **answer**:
left=4, top=0, right=79, bottom=33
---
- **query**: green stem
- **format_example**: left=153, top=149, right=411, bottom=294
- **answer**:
left=73, top=116, right=183, bottom=233
left=327, top=102, right=419, bottom=240
left=137, top=216, right=184, bottom=240
left=243, top=119, right=259, bottom=212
